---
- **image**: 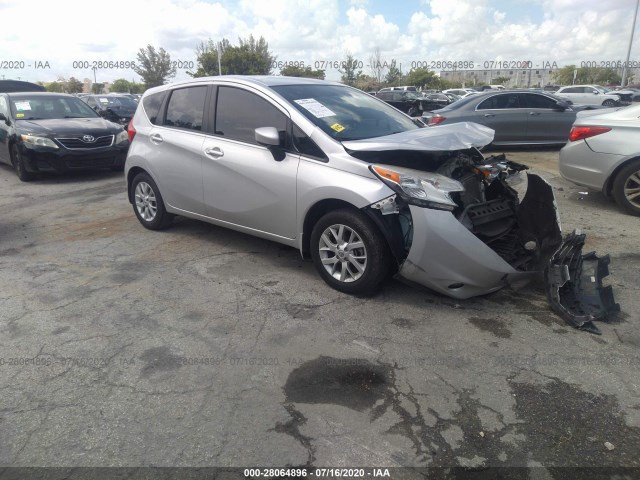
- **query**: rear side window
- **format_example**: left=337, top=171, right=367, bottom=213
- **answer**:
left=477, top=94, right=521, bottom=110
left=164, top=87, right=206, bottom=131
left=523, top=93, right=557, bottom=109
left=215, top=86, right=287, bottom=144
left=142, top=90, right=168, bottom=125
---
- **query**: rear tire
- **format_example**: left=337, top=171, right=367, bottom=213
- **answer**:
left=11, top=145, right=34, bottom=182
left=130, top=172, right=174, bottom=230
left=612, top=159, right=640, bottom=216
left=310, top=208, right=390, bottom=295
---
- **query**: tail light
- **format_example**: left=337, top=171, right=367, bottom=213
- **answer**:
left=127, top=119, right=136, bottom=143
left=568, top=126, right=611, bottom=142
left=428, top=115, right=446, bottom=126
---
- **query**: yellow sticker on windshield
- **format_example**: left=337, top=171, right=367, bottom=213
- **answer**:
left=16, top=113, right=25, bottom=118
left=330, top=123, right=345, bottom=133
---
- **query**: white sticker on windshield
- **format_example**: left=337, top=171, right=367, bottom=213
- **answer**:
left=99, top=98, right=109, bottom=103
left=14, top=101, right=32, bottom=111
left=294, top=98, right=336, bottom=118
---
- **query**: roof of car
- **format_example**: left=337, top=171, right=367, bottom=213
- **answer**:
left=6, top=92, right=74, bottom=98
left=157, top=75, right=340, bottom=89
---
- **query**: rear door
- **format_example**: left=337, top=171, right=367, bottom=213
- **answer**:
left=201, top=85, right=299, bottom=239
left=145, top=86, right=208, bottom=215
left=475, top=93, right=529, bottom=143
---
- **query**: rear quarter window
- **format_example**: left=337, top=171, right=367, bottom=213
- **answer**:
left=142, top=90, right=168, bottom=125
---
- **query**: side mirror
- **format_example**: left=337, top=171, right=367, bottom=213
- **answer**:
left=555, top=100, right=569, bottom=111
left=0, top=112, right=6, bottom=122
left=255, top=127, right=281, bottom=146
left=593, top=91, right=599, bottom=95
left=255, top=127, right=285, bottom=161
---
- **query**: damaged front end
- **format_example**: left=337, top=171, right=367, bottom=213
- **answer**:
left=344, top=123, right=619, bottom=333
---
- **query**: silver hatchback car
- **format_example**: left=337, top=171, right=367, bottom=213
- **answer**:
left=124, top=76, right=617, bottom=331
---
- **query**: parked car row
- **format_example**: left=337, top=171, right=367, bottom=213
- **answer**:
left=80, top=94, right=138, bottom=127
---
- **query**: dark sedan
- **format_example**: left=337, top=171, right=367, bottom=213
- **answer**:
left=426, top=90, right=582, bottom=145
left=81, top=94, right=138, bottom=127
left=376, top=90, right=451, bottom=117
left=0, top=92, right=130, bottom=181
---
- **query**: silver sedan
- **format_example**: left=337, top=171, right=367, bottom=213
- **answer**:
left=559, top=104, right=640, bottom=216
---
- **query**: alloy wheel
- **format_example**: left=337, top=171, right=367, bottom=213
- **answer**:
left=623, top=170, right=640, bottom=208
left=318, top=223, right=367, bottom=283
left=134, top=181, right=158, bottom=221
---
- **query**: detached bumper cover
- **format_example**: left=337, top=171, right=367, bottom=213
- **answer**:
left=545, top=231, right=620, bottom=334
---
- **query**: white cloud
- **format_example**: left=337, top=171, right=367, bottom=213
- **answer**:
left=0, top=0, right=637, bottom=83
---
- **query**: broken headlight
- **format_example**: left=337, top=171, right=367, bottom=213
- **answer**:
left=370, top=164, right=464, bottom=211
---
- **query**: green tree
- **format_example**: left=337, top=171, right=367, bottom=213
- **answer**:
left=353, top=73, right=378, bottom=92
left=110, top=78, right=132, bottom=92
left=129, top=82, right=146, bottom=94
left=280, top=65, right=325, bottom=79
left=384, top=60, right=403, bottom=86
left=338, top=53, right=362, bottom=86
left=190, top=36, right=274, bottom=77
left=493, top=76, right=511, bottom=85
left=133, top=45, right=176, bottom=88
left=66, top=77, right=83, bottom=93
left=45, top=81, right=64, bottom=93
left=404, top=68, right=439, bottom=89
left=91, top=83, right=105, bottom=94
left=552, top=65, right=621, bottom=85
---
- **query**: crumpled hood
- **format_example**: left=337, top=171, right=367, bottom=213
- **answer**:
left=342, top=122, right=495, bottom=152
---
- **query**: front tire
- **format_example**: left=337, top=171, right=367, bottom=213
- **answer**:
left=130, top=172, right=174, bottom=230
left=11, top=145, right=34, bottom=182
left=310, top=208, right=390, bottom=295
left=612, top=159, right=640, bottom=216
left=602, top=99, right=616, bottom=107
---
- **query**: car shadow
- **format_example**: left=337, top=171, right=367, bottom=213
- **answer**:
left=0, top=163, right=123, bottom=184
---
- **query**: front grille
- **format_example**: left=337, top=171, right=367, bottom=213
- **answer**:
left=55, top=135, right=114, bottom=150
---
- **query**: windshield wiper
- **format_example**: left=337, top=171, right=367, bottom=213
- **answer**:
left=24, top=117, right=44, bottom=120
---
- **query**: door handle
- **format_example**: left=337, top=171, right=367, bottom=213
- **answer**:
left=149, top=133, right=163, bottom=144
left=204, top=146, right=224, bottom=159
left=529, top=112, right=541, bottom=116
left=484, top=113, right=495, bottom=117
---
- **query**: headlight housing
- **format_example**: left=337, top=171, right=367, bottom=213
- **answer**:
left=20, top=134, right=58, bottom=149
left=115, top=130, right=129, bottom=144
left=370, top=164, right=464, bottom=211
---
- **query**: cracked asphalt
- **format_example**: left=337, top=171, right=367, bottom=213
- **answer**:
left=0, top=148, right=639, bottom=473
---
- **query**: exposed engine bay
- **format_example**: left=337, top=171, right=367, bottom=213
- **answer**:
left=349, top=146, right=620, bottom=334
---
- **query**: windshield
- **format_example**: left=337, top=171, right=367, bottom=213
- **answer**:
left=96, top=96, right=138, bottom=109
left=271, top=84, right=419, bottom=141
left=10, top=95, right=98, bottom=119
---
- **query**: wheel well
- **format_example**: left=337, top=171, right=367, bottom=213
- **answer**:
left=126, top=167, right=147, bottom=203
left=301, top=199, right=363, bottom=258
left=603, top=156, right=640, bottom=197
